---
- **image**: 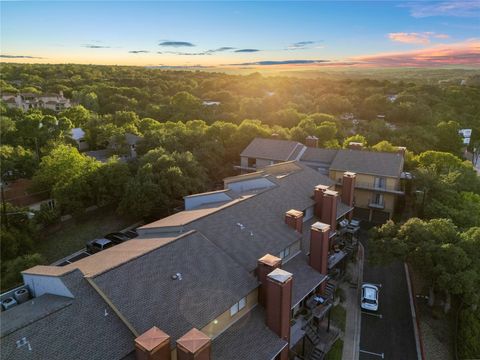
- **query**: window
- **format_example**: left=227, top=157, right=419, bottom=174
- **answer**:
left=279, top=246, right=290, bottom=260
left=374, top=177, right=386, bottom=189
left=230, top=296, right=247, bottom=317
left=373, top=193, right=384, bottom=205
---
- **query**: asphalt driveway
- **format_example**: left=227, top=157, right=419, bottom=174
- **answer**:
left=359, top=231, right=418, bottom=360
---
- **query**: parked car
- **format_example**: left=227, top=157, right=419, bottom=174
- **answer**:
left=361, top=283, right=379, bottom=311
left=104, top=232, right=130, bottom=244
left=86, top=238, right=114, bottom=254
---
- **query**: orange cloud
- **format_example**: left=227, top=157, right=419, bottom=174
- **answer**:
left=351, top=39, right=480, bottom=67
left=388, top=32, right=450, bottom=45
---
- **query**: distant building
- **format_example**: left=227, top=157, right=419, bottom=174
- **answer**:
left=70, top=128, right=88, bottom=151
left=1, top=178, right=53, bottom=211
left=1, top=92, right=71, bottom=112
left=239, top=137, right=406, bottom=222
left=202, top=100, right=221, bottom=106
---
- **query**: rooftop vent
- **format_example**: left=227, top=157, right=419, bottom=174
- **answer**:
left=236, top=223, right=245, bottom=230
left=171, top=273, right=182, bottom=281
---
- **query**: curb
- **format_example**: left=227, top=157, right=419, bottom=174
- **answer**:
left=404, top=263, right=426, bottom=360
left=354, top=242, right=364, bottom=360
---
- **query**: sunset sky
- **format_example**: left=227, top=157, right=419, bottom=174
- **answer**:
left=1, top=1, right=479, bottom=68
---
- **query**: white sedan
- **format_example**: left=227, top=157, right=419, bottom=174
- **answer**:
left=361, top=283, right=379, bottom=311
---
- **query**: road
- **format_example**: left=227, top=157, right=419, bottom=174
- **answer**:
left=359, top=231, right=418, bottom=360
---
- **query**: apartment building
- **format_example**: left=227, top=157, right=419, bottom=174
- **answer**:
left=1, top=92, right=71, bottom=112
left=240, top=137, right=406, bottom=222
left=0, top=162, right=358, bottom=360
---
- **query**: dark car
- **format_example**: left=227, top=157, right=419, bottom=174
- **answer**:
left=104, top=232, right=130, bottom=244
left=86, top=238, right=114, bottom=254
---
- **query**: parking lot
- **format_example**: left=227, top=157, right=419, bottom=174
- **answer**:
left=51, top=226, right=139, bottom=266
left=359, top=236, right=418, bottom=360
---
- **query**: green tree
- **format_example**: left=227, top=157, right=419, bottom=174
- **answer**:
left=342, top=134, right=367, bottom=148
left=118, top=148, right=207, bottom=218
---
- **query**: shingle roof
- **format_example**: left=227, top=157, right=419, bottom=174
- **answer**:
left=330, top=149, right=404, bottom=178
left=0, top=270, right=135, bottom=360
left=181, top=163, right=334, bottom=271
left=240, top=138, right=304, bottom=161
left=301, top=148, right=338, bottom=163
left=91, top=231, right=258, bottom=346
left=24, top=236, right=182, bottom=278
left=242, top=138, right=404, bottom=178
left=212, top=307, right=287, bottom=360
left=283, top=253, right=327, bottom=308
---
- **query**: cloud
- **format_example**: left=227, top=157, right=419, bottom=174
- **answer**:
left=234, top=49, right=261, bottom=53
left=159, top=41, right=195, bottom=47
left=157, top=47, right=237, bottom=56
left=82, top=44, right=111, bottom=49
left=351, top=39, right=480, bottom=67
left=129, top=50, right=150, bottom=54
left=287, top=41, right=315, bottom=50
left=211, top=47, right=236, bottom=52
left=401, top=1, right=480, bottom=18
left=229, top=59, right=330, bottom=66
left=388, top=32, right=450, bottom=45
left=0, top=54, right=43, bottom=59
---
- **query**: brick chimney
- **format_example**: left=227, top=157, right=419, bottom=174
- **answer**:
left=309, top=222, right=330, bottom=292
left=257, top=254, right=282, bottom=307
left=321, top=189, right=338, bottom=233
left=176, top=328, right=211, bottom=360
left=285, top=209, right=303, bottom=233
left=348, top=142, right=364, bottom=150
left=266, top=268, right=293, bottom=360
left=341, top=172, right=356, bottom=220
left=305, top=135, right=319, bottom=148
left=396, top=146, right=406, bottom=157
left=135, top=327, right=171, bottom=360
left=314, top=184, right=330, bottom=218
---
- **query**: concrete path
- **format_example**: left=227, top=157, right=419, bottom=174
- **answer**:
left=341, top=242, right=364, bottom=360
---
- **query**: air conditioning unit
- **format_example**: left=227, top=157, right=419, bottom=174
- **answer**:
left=2, top=297, right=18, bottom=310
left=14, top=288, right=30, bottom=304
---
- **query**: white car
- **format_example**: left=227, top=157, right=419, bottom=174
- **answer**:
left=361, top=283, right=379, bottom=311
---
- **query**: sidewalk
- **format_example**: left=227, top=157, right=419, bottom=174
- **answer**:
left=341, top=242, right=364, bottom=360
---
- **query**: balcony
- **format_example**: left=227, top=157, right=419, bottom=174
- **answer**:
left=336, top=179, right=404, bottom=195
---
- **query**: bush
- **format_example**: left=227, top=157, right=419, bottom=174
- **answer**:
left=325, top=339, right=343, bottom=360
left=458, top=307, right=480, bottom=359
left=35, top=203, right=61, bottom=227
left=1, top=253, right=44, bottom=291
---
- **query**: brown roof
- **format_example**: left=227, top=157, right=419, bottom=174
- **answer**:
left=23, top=235, right=184, bottom=278
left=135, top=327, right=170, bottom=351
left=176, top=328, right=210, bottom=353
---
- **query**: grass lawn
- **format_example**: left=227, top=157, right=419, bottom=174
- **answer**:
left=33, top=206, right=139, bottom=264
left=331, top=304, right=347, bottom=331
left=325, top=339, right=344, bottom=360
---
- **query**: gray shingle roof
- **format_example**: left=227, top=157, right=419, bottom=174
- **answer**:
left=212, top=307, right=287, bottom=360
left=240, top=138, right=304, bottom=161
left=301, top=148, right=338, bottom=163
left=242, top=138, right=404, bottom=178
left=330, top=149, right=404, bottom=177
left=92, top=231, right=258, bottom=346
left=283, top=253, right=327, bottom=308
left=1, top=270, right=135, bottom=360
left=183, top=163, right=334, bottom=271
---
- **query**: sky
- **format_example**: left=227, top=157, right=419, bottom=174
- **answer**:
left=1, top=1, right=479, bottom=68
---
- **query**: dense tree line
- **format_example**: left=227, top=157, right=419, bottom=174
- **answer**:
left=1, top=64, right=479, bottom=349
